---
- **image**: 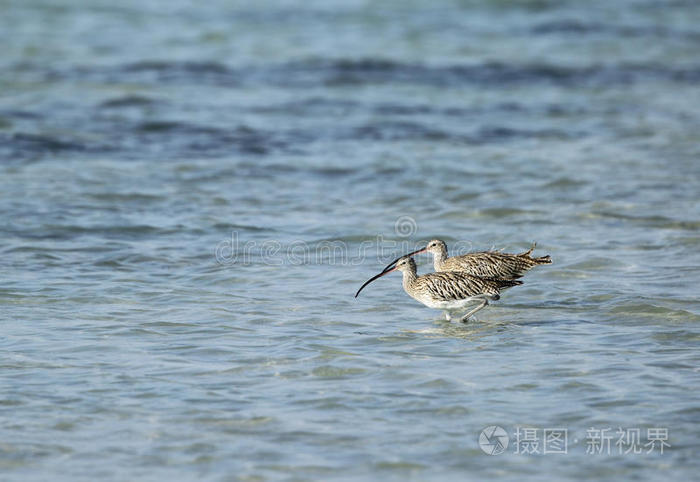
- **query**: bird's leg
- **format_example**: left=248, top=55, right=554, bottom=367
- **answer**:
left=460, top=299, right=488, bottom=323
left=444, top=311, right=452, bottom=321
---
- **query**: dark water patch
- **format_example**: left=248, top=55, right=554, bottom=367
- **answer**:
left=124, top=61, right=230, bottom=74
left=545, top=103, right=588, bottom=116
left=29, top=59, right=700, bottom=90
left=251, top=97, right=359, bottom=116
left=376, top=101, right=585, bottom=118
left=373, top=103, right=435, bottom=116
left=348, top=121, right=451, bottom=142
left=0, top=111, right=44, bottom=131
left=22, top=60, right=236, bottom=89
left=99, top=95, right=160, bottom=108
left=212, top=223, right=272, bottom=233
left=0, top=132, right=98, bottom=163
left=2, top=133, right=85, bottom=152
left=37, top=223, right=166, bottom=241
left=121, top=60, right=238, bottom=85
left=86, top=192, right=165, bottom=203
left=137, top=120, right=192, bottom=132
left=532, top=19, right=606, bottom=34
left=3, top=243, right=123, bottom=254
left=119, top=122, right=291, bottom=158
left=203, top=161, right=300, bottom=180
left=593, top=211, right=700, bottom=230
left=0, top=110, right=43, bottom=120
left=445, top=192, right=482, bottom=203
left=476, top=125, right=579, bottom=142
left=610, top=303, right=699, bottom=321
left=251, top=98, right=547, bottom=121
left=276, top=59, right=700, bottom=89
left=92, top=258, right=126, bottom=269
left=310, top=166, right=359, bottom=178
left=532, top=20, right=700, bottom=42
left=476, top=207, right=548, bottom=218
left=542, top=177, right=589, bottom=189
left=373, top=461, right=428, bottom=472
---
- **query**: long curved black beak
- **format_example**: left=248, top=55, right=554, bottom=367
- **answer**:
left=380, top=246, right=427, bottom=273
left=354, top=265, right=398, bottom=298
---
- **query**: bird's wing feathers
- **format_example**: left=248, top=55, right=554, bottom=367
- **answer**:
left=415, top=272, right=499, bottom=301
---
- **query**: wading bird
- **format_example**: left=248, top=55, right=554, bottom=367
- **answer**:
left=355, top=256, right=522, bottom=322
left=383, top=239, right=551, bottom=279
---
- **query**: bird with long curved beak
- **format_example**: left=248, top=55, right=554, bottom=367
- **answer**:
left=379, top=239, right=551, bottom=279
left=355, top=256, right=522, bottom=322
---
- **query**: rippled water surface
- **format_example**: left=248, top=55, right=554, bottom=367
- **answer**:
left=2, top=0, right=700, bottom=480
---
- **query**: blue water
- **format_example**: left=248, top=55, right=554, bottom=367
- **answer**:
left=2, top=0, right=700, bottom=480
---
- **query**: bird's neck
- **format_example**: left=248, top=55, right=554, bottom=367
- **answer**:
left=433, top=246, right=448, bottom=270
left=402, top=266, right=418, bottom=292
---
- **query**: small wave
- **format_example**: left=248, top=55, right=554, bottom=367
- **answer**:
left=311, top=365, right=367, bottom=378
left=349, top=121, right=451, bottom=141
left=137, top=120, right=191, bottom=132
left=3, top=132, right=85, bottom=152
left=0, top=109, right=42, bottom=120
left=593, top=211, right=700, bottom=230
left=0, top=132, right=91, bottom=163
left=251, top=97, right=359, bottom=116
left=477, top=125, right=581, bottom=142
left=476, top=207, right=547, bottom=218
left=610, top=303, right=700, bottom=321
left=86, top=192, right=165, bottom=203
left=39, top=223, right=165, bottom=240
left=566, top=257, right=625, bottom=270
left=275, top=59, right=700, bottom=88
left=99, top=95, right=159, bottom=108
left=27, top=59, right=700, bottom=89
left=123, top=60, right=232, bottom=75
left=125, top=122, right=283, bottom=156
left=212, top=223, right=272, bottom=232
left=532, top=20, right=606, bottom=34
left=310, top=166, right=359, bottom=178
left=542, top=177, right=589, bottom=189
left=124, top=60, right=229, bottom=73
left=532, top=20, right=700, bottom=42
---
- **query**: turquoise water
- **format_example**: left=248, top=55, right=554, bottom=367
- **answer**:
left=1, top=0, right=699, bottom=480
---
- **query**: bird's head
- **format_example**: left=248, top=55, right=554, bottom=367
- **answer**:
left=354, top=256, right=416, bottom=298
left=425, top=239, right=447, bottom=254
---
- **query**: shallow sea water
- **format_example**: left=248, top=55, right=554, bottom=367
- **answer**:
left=1, top=0, right=699, bottom=480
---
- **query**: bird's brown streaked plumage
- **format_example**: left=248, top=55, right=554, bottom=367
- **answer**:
left=383, top=239, right=551, bottom=279
left=355, top=256, right=522, bottom=322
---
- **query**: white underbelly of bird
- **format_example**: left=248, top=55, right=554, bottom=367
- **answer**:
left=417, top=295, right=489, bottom=311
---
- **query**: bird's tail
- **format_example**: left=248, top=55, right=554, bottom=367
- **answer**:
left=533, top=254, right=552, bottom=265
left=519, top=242, right=552, bottom=264
left=497, top=278, right=523, bottom=289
